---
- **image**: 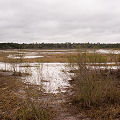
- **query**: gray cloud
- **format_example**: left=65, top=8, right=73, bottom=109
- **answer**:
left=0, top=0, right=120, bottom=43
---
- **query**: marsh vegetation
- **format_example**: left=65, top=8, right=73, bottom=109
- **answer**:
left=68, top=50, right=120, bottom=119
left=0, top=48, right=120, bottom=120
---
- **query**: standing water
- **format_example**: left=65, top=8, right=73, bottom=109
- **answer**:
left=0, top=62, right=70, bottom=93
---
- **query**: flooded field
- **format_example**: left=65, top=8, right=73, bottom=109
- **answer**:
left=1, top=48, right=120, bottom=56
left=8, top=55, right=44, bottom=59
left=0, top=49, right=120, bottom=93
left=0, top=62, right=70, bottom=93
left=0, top=49, right=120, bottom=120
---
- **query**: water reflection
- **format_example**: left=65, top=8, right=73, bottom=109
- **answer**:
left=0, top=62, right=70, bottom=93
left=23, top=63, right=70, bottom=93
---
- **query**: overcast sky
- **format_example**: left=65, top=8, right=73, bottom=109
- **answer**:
left=0, top=0, right=120, bottom=43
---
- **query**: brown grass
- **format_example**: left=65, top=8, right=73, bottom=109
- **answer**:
left=0, top=73, right=52, bottom=120
left=0, top=49, right=120, bottom=63
left=67, top=52, right=120, bottom=119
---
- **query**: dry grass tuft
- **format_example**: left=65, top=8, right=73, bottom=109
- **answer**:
left=68, top=52, right=120, bottom=119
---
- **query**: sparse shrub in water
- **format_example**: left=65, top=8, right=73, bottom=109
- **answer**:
left=69, top=50, right=120, bottom=107
left=18, top=52, right=25, bottom=74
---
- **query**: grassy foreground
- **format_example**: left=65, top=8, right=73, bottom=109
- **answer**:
left=0, top=73, right=52, bottom=120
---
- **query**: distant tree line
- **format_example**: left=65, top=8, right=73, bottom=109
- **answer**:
left=0, top=42, right=120, bottom=49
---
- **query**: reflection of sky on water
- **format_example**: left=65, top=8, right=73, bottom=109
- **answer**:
left=0, top=62, right=70, bottom=93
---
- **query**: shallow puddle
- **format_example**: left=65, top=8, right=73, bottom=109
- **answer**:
left=8, top=55, right=44, bottom=59
left=95, top=49, right=120, bottom=54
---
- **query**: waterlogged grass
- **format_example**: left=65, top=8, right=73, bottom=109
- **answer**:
left=68, top=52, right=120, bottom=119
left=71, top=69, right=120, bottom=107
left=68, top=52, right=120, bottom=63
left=0, top=49, right=120, bottom=63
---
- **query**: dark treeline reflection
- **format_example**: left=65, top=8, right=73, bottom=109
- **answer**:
left=0, top=42, right=120, bottom=49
